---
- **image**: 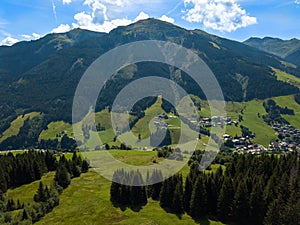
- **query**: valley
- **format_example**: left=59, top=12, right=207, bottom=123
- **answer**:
left=0, top=19, right=300, bottom=225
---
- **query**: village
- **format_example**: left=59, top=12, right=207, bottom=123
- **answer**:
left=154, top=113, right=300, bottom=155
left=222, top=121, right=300, bottom=155
left=268, top=123, right=300, bottom=153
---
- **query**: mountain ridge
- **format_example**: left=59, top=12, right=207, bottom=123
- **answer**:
left=244, top=36, right=300, bottom=67
left=0, top=18, right=299, bottom=133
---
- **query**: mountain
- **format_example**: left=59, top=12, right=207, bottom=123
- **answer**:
left=244, top=37, right=300, bottom=67
left=0, top=19, right=299, bottom=134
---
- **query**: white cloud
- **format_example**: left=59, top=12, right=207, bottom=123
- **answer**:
left=97, top=18, right=132, bottom=32
left=74, top=12, right=94, bottom=26
left=295, top=0, right=300, bottom=4
left=55, top=0, right=171, bottom=35
left=21, top=34, right=31, bottom=39
left=101, top=0, right=129, bottom=7
left=134, top=11, right=150, bottom=21
left=63, top=0, right=72, bottom=4
left=0, top=37, right=19, bottom=46
left=72, top=11, right=149, bottom=33
left=83, top=0, right=108, bottom=21
left=160, top=15, right=175, bottom=23
left=20, top=33, right=41, bottom=40
left=52, top=0, right=57, bottom=21
left=52, top=24, right=71, bottom=33
left=183, top=0, right=257, bottom=32
left=32, top=33, right=41, bottom=39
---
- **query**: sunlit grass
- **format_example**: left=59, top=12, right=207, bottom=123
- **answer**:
left=0, top=112, right=41, bottom=142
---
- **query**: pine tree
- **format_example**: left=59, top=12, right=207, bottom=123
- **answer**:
left=190, top=174, right=207, bottom=218
left=148, top=170, right=163, bottom=200
left=233, top=181, right=249, bottom=224
left=183, top=175, right=193, bottom=213
left=172, top=175, right=184, bottom=214
left=281, top=189, right=300, bottom=224
left=206, top=174, right=216, bottom=215
left=81, top=159, right=89, bottom=173
left=7, top=199, right=16, bottom=211
left=0, top=169, right=7, bottom=192
left=120, top=184, right=130, bottom=205
left=130, top=172, right=147, bottom=206
left=110, top=172, right=121, bottom=206
left=249, top=179, right=265, bottom=224
left=71, top=161, right=81, bottom=178
left=22, top=209, right=29, bottom=220
left=45, top=151, right=56, bottom=171
left=72, top=152, right=83, bottom=167
left=33, top=161, right=42, bottom=180
left=263, top=174, right=277, bottom=207
left=17, top=199, right=22, bottom=209
left=34, top=182, right=46, bottom=202
left=263, top=198, right=285, bottom=225
left=72, top=151, right=78, bottom=162
left=160, top=177, right=172, bottom=209
left=217, top=177, right=234, bottom=221
left=55, top=163, right=71, bottom=189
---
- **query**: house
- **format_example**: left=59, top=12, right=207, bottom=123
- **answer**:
left=223, top=134, right=231, bottom=139
left=202, top=118, right=211, bottom=122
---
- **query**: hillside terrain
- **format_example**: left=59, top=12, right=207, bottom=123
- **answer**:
left=0, top=19, right=299, bottom=126
left=0, top=19, right=300, bottom=151
left=244, top=37, right=300, bottom=67
left=1, top=14, right=300, bottom=225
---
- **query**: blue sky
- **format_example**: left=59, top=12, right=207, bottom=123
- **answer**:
left=1, top=0, right=300, bottom=45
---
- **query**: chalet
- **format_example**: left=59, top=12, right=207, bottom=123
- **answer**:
left=158, top=114, right=169, bottom=119
left=223, top=134, right=231, bottom=139
left=202, top=118, right=211, bottom=122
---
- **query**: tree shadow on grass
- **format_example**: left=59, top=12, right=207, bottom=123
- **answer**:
left=113, top=203, right=144, bottom=212
left=160, top=206, right=184, bottom=220
left=192, top=217, right=210, bottom=225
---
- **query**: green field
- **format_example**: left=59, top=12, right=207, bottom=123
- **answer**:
left=199, top=100, right=276, bottom=147
left=274, top=95, right=300, bottom=129
left=95, top=108, right=114, bottom=129
left=92, top=150, right=162, bottom=166
left=272, top=67, right=300, bottom=89
left=0, top=150, right=29, bottom=156
left=131, top=97, right=166, bottom=139
left=0, top=112, right=41, bottom=142
left=36, top=170, right=224, bottom=225
left=39, top=121, right=73, bottom=141
left=4, top=92, right=299, bottom=151
left=6, top=172, right=55, bottom=204
left=239, top=100, right=277, bottom=146
left=4, top=150, right=225, bottom=225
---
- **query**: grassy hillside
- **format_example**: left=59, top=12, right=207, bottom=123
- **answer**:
left=39, top=121, right=73, bottom=141
left=272, top=67, right=300, bottom=89
left=244, top=37, right=300, bottom=67
left=199, top=100, right=277, bottom=147
left=244, top=37, right=300, bottom=58
left=0, top=112, right=41, bottom=142
left=36, top=170, right=224, bottom=225
left=16, top=93, right=300, bottom=150
left=1, top=20, right=300, bottom=144
left=84, top=150, right=162, bottom=167
left=70, top=108, right=138, bottom=149
left=97, top=94, right=300, bottom=149
left=4, top=150, right=224, bottom=225
left=131, top=97, right=166, bottom=139
left=6, top=172, right=55, bottom=204
left=239, top=100, right=277, bottom=146
left=274, top=95, right=300, bottom=129
left=224, top=97, right=300, bottom=146
left=39, top=109, right=114, bottom=142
